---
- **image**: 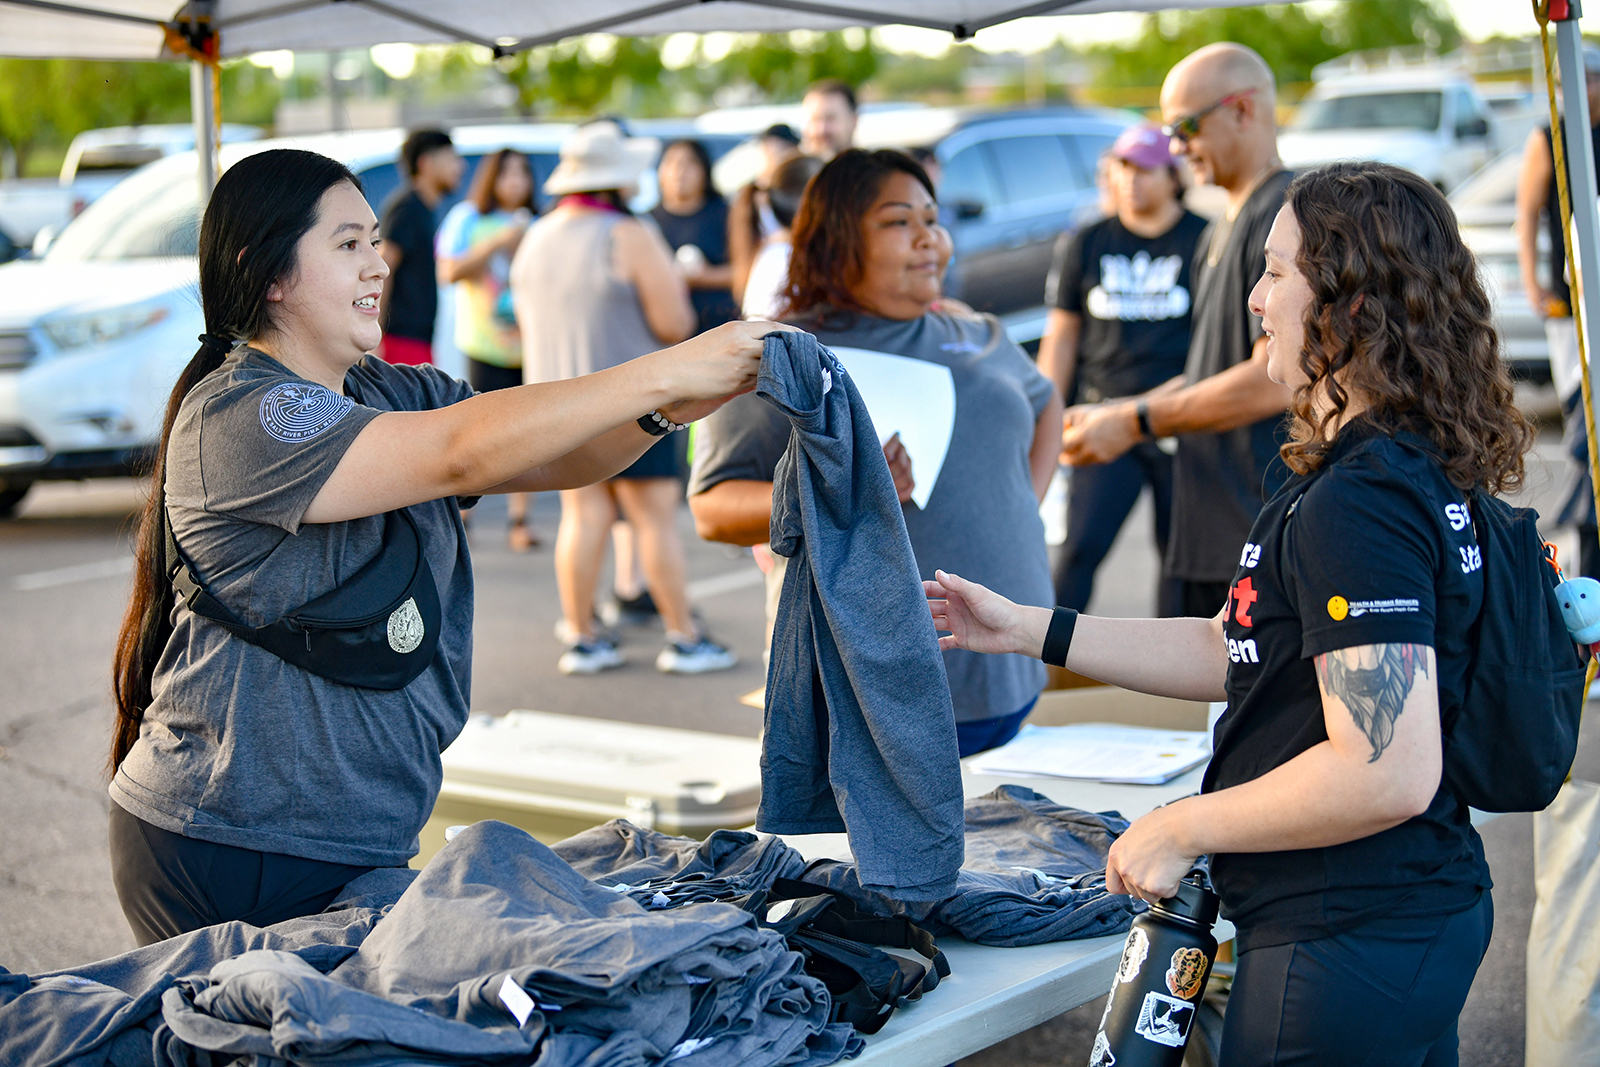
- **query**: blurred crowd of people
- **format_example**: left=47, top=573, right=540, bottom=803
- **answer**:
left=362, top=57, right=1297, bottom=695
left=364, top=50, right=1328, bottom=721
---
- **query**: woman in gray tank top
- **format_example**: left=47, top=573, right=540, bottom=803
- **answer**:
left=511, top=122, right=738, bottom=676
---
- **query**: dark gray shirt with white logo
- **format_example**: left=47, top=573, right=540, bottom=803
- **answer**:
left=1044, top=210, right=1208, bottom=401
left=110, top=347, right=477, bottom=868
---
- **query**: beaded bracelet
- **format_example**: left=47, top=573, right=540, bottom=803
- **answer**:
left=638, top=410, right=688, bottom=437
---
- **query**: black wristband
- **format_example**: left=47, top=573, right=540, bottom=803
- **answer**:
left=1041, top=607, right=1079, bottom=667
left=1135, top=400, right=1155, bottom=440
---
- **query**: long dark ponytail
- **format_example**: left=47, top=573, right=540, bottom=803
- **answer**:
left=110, top=149, right=361, bottom=773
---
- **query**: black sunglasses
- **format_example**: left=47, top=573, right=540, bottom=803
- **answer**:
left=1161, top=88, right=1258, bottom=143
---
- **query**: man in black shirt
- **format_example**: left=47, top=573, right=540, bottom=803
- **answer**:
left=1062, top=43, right=1292, bottom=617
left=1041, top=124, right=1208, bottom=615
left=1515, top=43, right=1600, bottom=578
left=378, top=130, right=463, bottom=366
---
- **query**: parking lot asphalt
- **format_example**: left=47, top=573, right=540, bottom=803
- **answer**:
left=0, top=396, right=1584, bottom=1065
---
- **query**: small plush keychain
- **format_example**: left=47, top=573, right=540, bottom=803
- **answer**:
left=1550, top=544, right=1600, bottom=648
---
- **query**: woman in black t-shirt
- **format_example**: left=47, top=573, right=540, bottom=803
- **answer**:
left=649, top=139, right=740, bottom=334
left=926, top=161, right=1534, bottom=1065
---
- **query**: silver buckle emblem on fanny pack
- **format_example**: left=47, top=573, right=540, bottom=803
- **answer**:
left=387, top=597, right=425, bottom=653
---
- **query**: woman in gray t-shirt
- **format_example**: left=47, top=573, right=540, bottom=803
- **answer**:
left=106, top=148, right=780, bottom=945
left=690, top=150, right=1063, bottom=752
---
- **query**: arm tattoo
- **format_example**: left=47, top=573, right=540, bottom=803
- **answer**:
left=1314, top=644, right=1428, bottom=762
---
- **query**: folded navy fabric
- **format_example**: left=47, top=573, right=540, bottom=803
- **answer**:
left=804, top=786, right=1143, bottom=946
left=555, top=793, right=1138, bottom=950
left=553, top=822, right=808, bottom=909
left=757, top=329, right=964, bottom=902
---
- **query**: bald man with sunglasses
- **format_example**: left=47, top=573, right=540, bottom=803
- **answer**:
left=1061, top=42, right=1293, bottom=617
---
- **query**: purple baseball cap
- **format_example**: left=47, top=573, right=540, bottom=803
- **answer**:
left=1110, top=124, right=1175, bottom=171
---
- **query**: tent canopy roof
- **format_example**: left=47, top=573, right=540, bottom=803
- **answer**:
left=1, top=0, right=1280, bottom=61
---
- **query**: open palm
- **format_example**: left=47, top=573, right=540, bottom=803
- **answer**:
left=924, top=570, right=1026, bottom=655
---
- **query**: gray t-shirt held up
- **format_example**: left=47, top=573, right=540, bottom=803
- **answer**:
left=689, top=309, right=1054, bottom=723
left=110, top=347, right=477, bottom=868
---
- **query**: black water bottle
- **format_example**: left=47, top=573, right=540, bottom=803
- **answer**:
left=1088, top=870, right=1220, bottom=1067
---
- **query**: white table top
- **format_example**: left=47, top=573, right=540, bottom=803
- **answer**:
left=779, top=762, right=1234, bottom=1067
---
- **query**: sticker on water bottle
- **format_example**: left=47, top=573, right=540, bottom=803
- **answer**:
left=1088, top=1030, right=1115, bottom=1066
left=1166, top=947, right=1209, bottom=1000
left=1134, top=991, right=1195, bottom=1047
left=1116, top=927, right=1149, bottom=984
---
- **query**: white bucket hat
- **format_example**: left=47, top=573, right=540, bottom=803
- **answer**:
left=544, top=121, right=659, bottom=196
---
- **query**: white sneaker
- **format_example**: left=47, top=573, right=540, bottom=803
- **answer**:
left=656, top=637, right=738, bottom=674
left=558, top=640, right=625, bottom=675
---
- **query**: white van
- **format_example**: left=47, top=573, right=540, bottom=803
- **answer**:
left=1279, top=70, right=1498, bottom=192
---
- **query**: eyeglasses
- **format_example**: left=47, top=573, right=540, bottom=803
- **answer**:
left=1161, top=88, right=1258, bottom=143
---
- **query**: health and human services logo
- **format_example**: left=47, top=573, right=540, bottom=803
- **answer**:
left=259, top=382, right=355, bottom=443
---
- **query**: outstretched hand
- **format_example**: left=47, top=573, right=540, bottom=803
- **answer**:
left=924, top=569, right=1043, bottom=656
left=656, top=320, right=798, bottom=426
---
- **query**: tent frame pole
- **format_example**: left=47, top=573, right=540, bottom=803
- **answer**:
left=190, top=58, right=217, bottom=204
left=1556, top=10, right=1600, bottom=430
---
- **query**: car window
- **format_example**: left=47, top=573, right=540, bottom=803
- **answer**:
left=45, top=160, right=199, bottom=261
left=987, top=135, right=1078, bottom=204
left=1292, top=91, right=1443, bottom=132
left=1064, top=133, right=1117, bottom=188
left=939, top=143, right=1001, bottom=211
left=1454, top=89, right=1489, bottom=138
left=358, top=162, right=402, bottom=212
left=359, top=151, right=563, bottom=219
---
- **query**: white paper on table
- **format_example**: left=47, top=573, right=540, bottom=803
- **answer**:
left=967, top=722, right=1212, bottom=785
left=828, top=346, right=955, bottom=510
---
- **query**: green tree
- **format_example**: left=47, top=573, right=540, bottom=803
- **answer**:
left=1087, top=0, right=1460, bottom=94
left=501, top=36, right=667, bottom=117
left=0, top=57, right=280, bottom=174
left=714, top=31, right=876, bottom=102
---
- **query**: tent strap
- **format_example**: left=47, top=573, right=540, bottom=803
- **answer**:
left=1535, top=0, right=1600, bottom=695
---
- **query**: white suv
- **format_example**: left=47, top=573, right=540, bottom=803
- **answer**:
left=1279, top=71, right=1498, bottom=193
left=0, top=125, right=580, bottom=517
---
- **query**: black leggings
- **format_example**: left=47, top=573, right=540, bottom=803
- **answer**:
left=1220, top=893, right=1493, bottom=1066
left=108, top=803, right=376, bottom=946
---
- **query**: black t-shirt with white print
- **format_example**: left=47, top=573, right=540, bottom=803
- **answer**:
left=1202, top=419, right=1492, bottom=952
left=1044, top=210, right=1209, bottom=401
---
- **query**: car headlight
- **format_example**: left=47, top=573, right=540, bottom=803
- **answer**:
left=42, top=304, right=168, bottom=351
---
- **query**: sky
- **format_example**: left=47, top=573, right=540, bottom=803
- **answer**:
left=875, top=1, right=1554, bottom=56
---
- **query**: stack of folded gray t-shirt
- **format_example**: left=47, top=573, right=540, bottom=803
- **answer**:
left=559, top=787, right=1140, bottom=949
left=554, top=822, right=809, bottom=910
left=804, top=786, right=1144, bottom=946
left=0, top=822, right=859, bottom=1067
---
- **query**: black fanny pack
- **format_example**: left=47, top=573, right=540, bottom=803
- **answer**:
left=164, top=504, right=442, bottom=690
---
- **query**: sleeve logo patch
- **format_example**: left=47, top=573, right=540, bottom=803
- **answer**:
left=1328, top=595, right=1419, bottom=620
left=259, top=382, right=355, bottom=443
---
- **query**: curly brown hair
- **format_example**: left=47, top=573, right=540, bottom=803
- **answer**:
left=1281, top=161, right=1533, bottom=493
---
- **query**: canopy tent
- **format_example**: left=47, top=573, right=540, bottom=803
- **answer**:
left=2, top=0, right=1285, bottom=60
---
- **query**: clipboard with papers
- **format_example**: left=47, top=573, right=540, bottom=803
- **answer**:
left=967, top=722, right=1212, bottom=785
